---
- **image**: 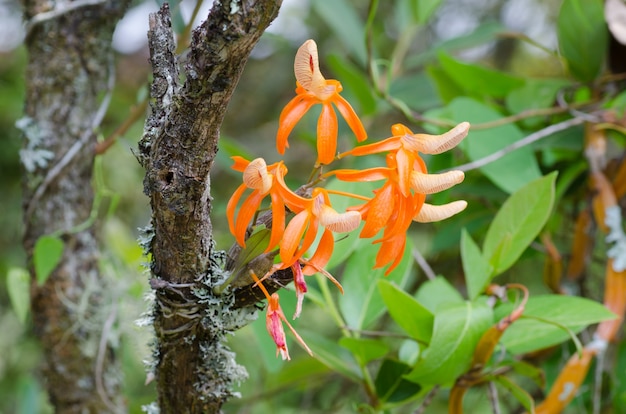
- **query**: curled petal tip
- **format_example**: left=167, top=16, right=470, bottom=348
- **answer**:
left=411, top=170, right=465, bottom=194
left=409, top=122, right=470, bottom=155
left=320, top=207, right=361, bottom=233
left=294, top=39, right=325, bottom=92
left=414, top=200, right=468, bottom=223
left=243, top=158, right=272, bottom=193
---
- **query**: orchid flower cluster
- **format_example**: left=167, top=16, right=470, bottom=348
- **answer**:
left=226, top=40, right=469, bottom=360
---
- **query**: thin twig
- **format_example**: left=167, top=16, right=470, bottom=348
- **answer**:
left=25, top=54, right=116, bottom=221
left=413, top=385, right=440, bottom=414
left=25, top=0, right=108, bottom=36
left=412, top=248, right=436, bottom=280
left=95, top=304, right=119, bottom=413
left=487, top=381, right=501, bottom=414
left=446, top=117, right=587, bottom=173
left=95, top=99, right=148, bottom=154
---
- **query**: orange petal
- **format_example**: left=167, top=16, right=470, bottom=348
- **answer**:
left=317, top=102, right=338, bottom=165
left=333, top=94, right=367, bottom=142
left=231, top=156, right=251, bottom=172
left=345, top=137, right=400, bottom=157
left=234, top=190, right=265, bottom=246
left=395, top=148, right=412, bottom=198
left=277, top=96, right=316, bottom=154
left=280, top=210, right=310, bottom=265
left=267, top=190, right=286, bottom=252
left=361, top=183, right=395, bottom=238
left=226, top=183, right=247, bottom=243
left=414, top=200, right=467, bottom=223
left=374, top=235, right=407, bottom=275
left=275, top=167, right=309, bottom=213
left=293, top=217, right=319, bottom=264
left=302, top=229, right=334, bottom=275
left=333, top=167, right=390, bottom=182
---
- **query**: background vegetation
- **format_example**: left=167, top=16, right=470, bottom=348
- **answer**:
left=2, top=0, right=625, bottom=412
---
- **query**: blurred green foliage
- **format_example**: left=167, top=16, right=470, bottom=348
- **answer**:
left=3, top=0, right=626, bottom=412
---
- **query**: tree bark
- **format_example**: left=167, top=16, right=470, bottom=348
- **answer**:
left=139, top=1, right=281, bottom=412
left=20, top=0, right=129, bottom=412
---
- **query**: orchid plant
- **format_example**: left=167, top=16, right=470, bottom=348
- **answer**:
left=225, top=39, right=469, bottom=360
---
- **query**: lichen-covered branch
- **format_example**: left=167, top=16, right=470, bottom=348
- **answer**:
left=20, top=0, right=129, bottom=412
left=140, top=1, right=282, bottom=412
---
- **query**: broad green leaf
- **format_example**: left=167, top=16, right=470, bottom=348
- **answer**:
left=448, top=97, right=543, bottom=193
left=426, top=66, right=465, bottom=104
left=482, top=172, right=557, bottom=275
left=505, top=78, right=571, bottom=128
left=405, top=301, right=493, bottom=385
left=492, top=375, right=536, bottom=413
left=312, top=0, right=367, bottom=66
left=339, top=239, right=413, bottom=330
left=438, top=52, right=524, bottom=99
left=399, top=340, right=420, bottom=366
left=495, top=295, right=616, bottom=355
left=303, top=331, right=362, bottom=381
left=415, top=276, right=464, bottom=313
left=389, top=72, right=441, bottom=111
left=339, top=337, right=389, bottom=366
left=7, top=267, right=30, bottom=324
left=411, top=0, right=443, bottom=24
left=378, top=279, right=434, bottom=343
left=327, top=54, right=377, bottom=115
left=557, top=0, right=607, bottom=82
left=407, top=22, right=506, bottom=68
left=34, top=235, right=64, bottom=285
left=375, top=359, right=422, bottom=404
left=461, top=229, right=493, bottom=300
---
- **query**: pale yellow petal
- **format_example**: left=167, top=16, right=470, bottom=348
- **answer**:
left=319, top=206, right=361, bottom=233
left=411, top=170, right=465, bottom=194
left=294, top=39, right=326, bottom=92
left=414, top=200, right=468, bottom=223
left=405, top=122, right=470, bottom=154
left=243, top=158, right=272, bottom=193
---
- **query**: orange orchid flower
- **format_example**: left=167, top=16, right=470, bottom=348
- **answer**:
left=276, top=39, right=367, bottom=165
left=249, top=271, right=313, bottom=360
left=226, top=156, right=302, bottom=252
left=279, top=187, right=361, bottom=270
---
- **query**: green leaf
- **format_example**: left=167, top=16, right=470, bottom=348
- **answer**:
left=405, top=301, right=493, bottom=385
left=426, top=66, right=465, bottom=104
left=415, top=276, right=464, bottom=313
left=482, top=172, right=557, bottom=275
left=411, top=0, right=443, bottom=24
left=312, top=0, right=367, bottom=66
left=34, top=235, right=64, bottom=285
left=448, top=97, right=543, bottom=193
left=495, top=295, right=616, bottom=355
left=303, top=331, right=362, bottom=381
left=557, top=0, right=608, bottom=82
left=438, top=52, right=524, bottom=99
left=505, top=79, right=571, bottom=128
left=339, top=239, right=413, bottom=330
left=339, top=337, right=389, bottom=366
left=492, top=375, right=536, bottom=413
left=375, top=359, right=423, bottom=403
left=7, top=267, right=30, bottom=324
left=378, top=279, right=434, bottom=343
left=327, top=54, right=377, bottom=115
left=461, top=229, right=493, bottom=300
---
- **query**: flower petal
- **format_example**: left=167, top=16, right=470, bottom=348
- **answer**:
left=414, top=200, right=468, bottom=223
left=302, top=229, right=334, bottom=275
left=406, top=122, right=470, bottom=154
left=319, top=205, right=361, bottom=233
left=226, top=183, right=247, bottom=243
left=267, top=294, right=290, bottom=360
left=361, top=183, right=395, bottom=238
left=292, top=263, right=307, bottom=319
left=234, top=190, right=265, bottom=246
left=344, top=137, right=401, bottom=157
left=333, top=94, right=367, bottom=142
left=374, top=234, right=407, bottom=275
left=294, top=39, right=326, bottom=92
left=317, top=102, right=338, bottom=165
left=280, top=210, right=310, bottom=264
left=411, top=170, right=465, bottom=194
left=333, top=167, right=391, bottom=182
left=277, top=96, right=316, bottom=154
left=243, top=158, right=272, bottom=193
left=267, top=190, right=286, bottom=252
left=231, top=156, right=251, bottom=172
left=395, top=148, right=412, bottom=198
